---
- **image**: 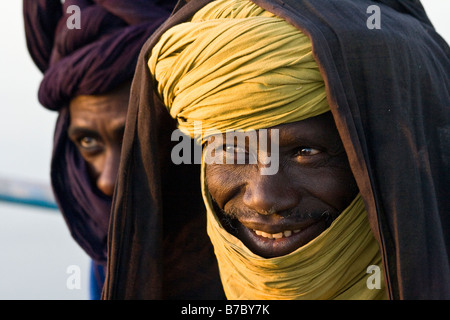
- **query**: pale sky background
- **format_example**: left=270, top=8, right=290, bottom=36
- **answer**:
left=0, top=1, right=448, bottom=300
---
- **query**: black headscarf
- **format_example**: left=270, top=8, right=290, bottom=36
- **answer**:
left=23, top=0, right=178, bottom=266
left=104, top=0, right=450, bottom=299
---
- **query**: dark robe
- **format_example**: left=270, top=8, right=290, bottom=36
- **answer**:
left=22, top=0, right=223, bottom=300
left=103, top=0, right=450, bottom=299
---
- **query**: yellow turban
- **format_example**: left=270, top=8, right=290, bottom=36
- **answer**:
left=148, top=0, right=329, bottom=143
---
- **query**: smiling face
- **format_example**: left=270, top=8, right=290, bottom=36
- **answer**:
left=67, top=82, right=130, bottom=197
left=205, top=112, right=359, bottom=258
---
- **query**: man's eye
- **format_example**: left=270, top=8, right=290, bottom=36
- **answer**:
left=294, top=147, right=321, bottom=157
left=224, top=145, right=246, bottom=154
left=222, top=145, right=251, bottom=164
left=78, top=136, right=100, bottom=149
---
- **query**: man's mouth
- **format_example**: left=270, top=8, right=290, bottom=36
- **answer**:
left=214, top=201, right=336, bottom=258
left=234, top=218, right=330, bottom=258
left=252, top=229, right=301, bottom=239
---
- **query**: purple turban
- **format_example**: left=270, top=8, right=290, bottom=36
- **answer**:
left=23, top=0, right=178, bottom=265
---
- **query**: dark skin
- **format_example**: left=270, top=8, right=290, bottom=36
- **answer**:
left=205, top=112, right=359, bottom=258
left=67, top=82, right=130, bottom=197
left=67, top=83, right=226, bottom=299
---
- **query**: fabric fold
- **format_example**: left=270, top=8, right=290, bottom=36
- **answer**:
left=149, top=0, right=329, bottom=142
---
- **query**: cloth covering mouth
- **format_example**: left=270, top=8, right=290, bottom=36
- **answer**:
left=201, top=151, right=386, bottom=300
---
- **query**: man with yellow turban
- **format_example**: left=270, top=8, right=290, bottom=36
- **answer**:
left=103, top=0, right=450, bottom=300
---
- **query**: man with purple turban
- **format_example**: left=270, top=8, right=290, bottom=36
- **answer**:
left=23, top=0, right=225, bottom=299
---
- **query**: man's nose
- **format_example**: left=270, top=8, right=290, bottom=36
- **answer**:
left=96, top=149, right=120, bottom=197
left=242, top=173, right=298, bottom=215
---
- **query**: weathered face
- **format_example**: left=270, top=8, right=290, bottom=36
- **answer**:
left=205, top=112, right=359, bottom=258
left=68, top=83, right=130, bottom=197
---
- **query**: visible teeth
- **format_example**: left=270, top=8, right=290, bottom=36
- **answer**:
left=283, top=230, right=292, bottom=237
left=261, top=231, right=273, bottom=239
left=253, top=229, right=301, bottom=239
left=273, top=232, right=283, bottom=239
